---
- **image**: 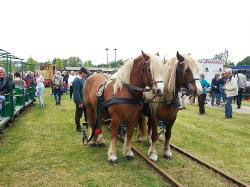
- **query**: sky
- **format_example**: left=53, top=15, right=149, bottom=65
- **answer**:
left=1, top=0, right=250, bottom=65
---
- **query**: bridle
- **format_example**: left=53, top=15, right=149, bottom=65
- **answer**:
left=176, top=61, right=199, bottom=85
left=142, top=60, right=154, bottom=88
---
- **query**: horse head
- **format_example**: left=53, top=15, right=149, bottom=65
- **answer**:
left=176, top=51, right=202, bottom=96
left=140, top=51, right=164, bottom=95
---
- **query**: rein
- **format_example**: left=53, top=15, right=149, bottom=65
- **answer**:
left=122, top=82, right=152, bottom=93
left=145, top=89, right=187, bottom=105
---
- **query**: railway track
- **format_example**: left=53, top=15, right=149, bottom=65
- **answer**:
left=104, top=125, right=249, bottom=187
left=105, top=126, right=183, bottom=187
left=158, top=137, right=250, bottom=187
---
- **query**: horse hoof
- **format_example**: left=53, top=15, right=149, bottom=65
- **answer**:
left=89, top=143, right=97, bottom=147
left=149, top=153, right=158, bottom=162
left=109, top=159, right=119, bottom=165
left=164, top=150, right=173, bottom=159
left=164, top=155, right=172, bottom=160
left=97, top=143, right=106, bottom=147
left=137, top=137, right=144, bottom=143
left=125, top=155, right=135, bottom=161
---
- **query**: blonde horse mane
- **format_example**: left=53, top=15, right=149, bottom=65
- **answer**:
left=112, top=58, right=134, bottom=94
left=164, top=54, right=200, bottom=100
left=112, top=53, right=163, bottom=94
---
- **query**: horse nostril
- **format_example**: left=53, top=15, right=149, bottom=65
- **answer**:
left=156, top=89, right=162, bottom=95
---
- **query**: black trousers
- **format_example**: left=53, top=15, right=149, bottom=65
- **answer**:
left=75, top=104, right=87, bottom=128
left=70, top=86, right=73, bottom=99
left=237, top=88, right=244, bottom=108
left=198, top=94, right=207, bottom=114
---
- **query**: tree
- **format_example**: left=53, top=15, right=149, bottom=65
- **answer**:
left=25, top=57, right=38, bottom=71
left=96, top=59, right=124, bottom=68
left=66, top=57, right=82, bottom=67
left=237, top=56, right=250, bottom=66
left=55, top=58, right=64, bottom=70
left=83, top=60, right=94, bottom=67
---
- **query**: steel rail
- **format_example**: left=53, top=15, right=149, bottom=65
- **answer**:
left=158, top=137, right=250, bottom=187
left=105, top=126, right=183, bottom=187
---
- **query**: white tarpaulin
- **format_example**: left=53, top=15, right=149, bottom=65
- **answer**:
left=199, top=59, right=224, bottom=83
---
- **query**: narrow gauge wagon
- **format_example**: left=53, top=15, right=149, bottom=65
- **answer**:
left=0, top=49, right=36, bottom=133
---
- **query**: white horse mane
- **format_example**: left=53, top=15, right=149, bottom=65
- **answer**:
left=145, top=54, right=200, bottom=113
left=112, top=53, right=163, bottom=94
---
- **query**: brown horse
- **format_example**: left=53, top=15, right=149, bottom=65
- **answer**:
left=83, top=51, right=164, bottom=163
left=139, top=52, right=203, bottom=161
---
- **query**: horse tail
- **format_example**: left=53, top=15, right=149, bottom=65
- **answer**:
left=87, top=95, right=102, bottom=142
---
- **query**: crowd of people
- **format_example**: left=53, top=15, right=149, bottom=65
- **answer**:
left=0, top=65, right=248, bottom=130
left=191, top=69, right=248, bottom=119
left=50, top=68, right=90, bottom=131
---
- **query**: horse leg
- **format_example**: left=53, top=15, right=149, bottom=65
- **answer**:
left=147, top=119, right=152, bottom=144
left=108, top=117, right=120, bottom=163
left=163, top=116, right=177, bottom=159
left=97, top=120, right=106, bottom=146
left=148, top=117, right=158, bottom=161
left=137, top=115, right=147, bottom=142
left=123, top=120, right=136, bottom=159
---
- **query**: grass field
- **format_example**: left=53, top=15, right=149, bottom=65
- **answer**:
left=242, top=100, right=250, bottom=107
left=171, top=104, right=250, bottom=184
left=0, top=89, right=169, bottom=187
left=0, top=89, right=249, bottom=186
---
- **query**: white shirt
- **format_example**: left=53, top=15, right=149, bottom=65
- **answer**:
left=235, top=73, right=247, bottom=89
left=36, top=75, right=45, bottom=88
left=225, top=76, right=238, bottom=97
left=68, top=75, right=76, bottom=86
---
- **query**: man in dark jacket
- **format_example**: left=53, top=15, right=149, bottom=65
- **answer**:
left=0, top=67, right=10, bottom=112
left=72, top=67, right=90, bottom=132
left=211, top=73, right=221, bottom=106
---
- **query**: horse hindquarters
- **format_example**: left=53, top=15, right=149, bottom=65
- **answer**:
left=83, top=74, right=107, bottom=144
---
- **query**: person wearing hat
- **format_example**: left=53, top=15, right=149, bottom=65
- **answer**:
left=223, top=69, right=238, bottom=119
left=72, top=67, right=90, bottom=132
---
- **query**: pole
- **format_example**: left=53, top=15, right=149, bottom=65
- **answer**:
left=105, top=48, right=109, bottom=71
left=113, top=48, right=117, bottom=69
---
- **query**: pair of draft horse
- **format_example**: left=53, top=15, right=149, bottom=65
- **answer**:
left=83, top=51, right=202, bottom=163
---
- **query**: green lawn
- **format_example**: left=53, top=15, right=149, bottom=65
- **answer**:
left=0, top=89, right=168, bottom=187
left=171, top=104, right=250, bottom=184
left=242, top=100, right=250, bottom=107
left=1, top=89, right=249, bottom=186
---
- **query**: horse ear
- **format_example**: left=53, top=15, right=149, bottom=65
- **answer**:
left=176, top=51, right=184, bottom=63
left=155, top=52, right=160, bottom=56
left=141, top=50, right=150, bottom=61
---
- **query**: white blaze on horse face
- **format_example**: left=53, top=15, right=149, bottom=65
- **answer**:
left=195, top=79, right=203, bottom=96
left=157, top=81, right=164, bottom=94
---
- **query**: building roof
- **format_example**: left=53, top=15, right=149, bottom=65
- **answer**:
left=64, top=66, right=117, bottom=72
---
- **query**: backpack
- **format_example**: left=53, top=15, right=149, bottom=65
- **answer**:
left=54, top=76, right=60, bottom=86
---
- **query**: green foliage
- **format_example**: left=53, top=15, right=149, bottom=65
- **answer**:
left=83, top=60, right=93, bottom=67
left=237, top=56, right=250, bottom=66
left=66, top=57, right=82, bottom=67
left=96, top=59, right=123, bottom=68
left=24, top=57, right=38, bottom=71
left=55, top=58, right=64, bottom=70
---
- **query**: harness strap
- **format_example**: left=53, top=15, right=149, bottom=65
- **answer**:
left=122, top=82, right=152, bottom=92
left=103, top=97, right=142, bottom=108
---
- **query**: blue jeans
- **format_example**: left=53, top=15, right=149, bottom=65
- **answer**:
left=53, top=87, right=62, bottom=104
left=0, top=96, right=6, bottom=112
left=225, top=97, right=233, bottom=118
left=211, top=92, right=220, bottom=105
left=37, top=87, right=44, bottom=107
